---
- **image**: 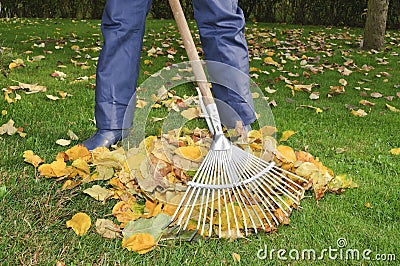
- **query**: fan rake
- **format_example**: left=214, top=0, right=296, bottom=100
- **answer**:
left=164, top=0, right=308, bottom=238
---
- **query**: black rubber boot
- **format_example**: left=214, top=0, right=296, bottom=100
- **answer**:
left=81, top=129, right=128, bottom=151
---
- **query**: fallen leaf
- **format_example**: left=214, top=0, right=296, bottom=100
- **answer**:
left=67, top=130, right=79, bottom=140
left=275, top=145, right=297, bottom=163
left=112, top=201, right=144, bottom=225
left=46, top=94, right=60, bottom=101
left=38, top=158, right=72, bottom=178
left=0, top=119, right=18, bottom=135
left=136, top=99, right=148, bottom=108
left=264, top=57, right=280, bottom=67
left=359, top=100, right=375, bottom=106
left=65, top=145, right=91, bottom=161
left=66, top=212, right=91, bottom=236
left=279, top=130, right=297, bottom=142
left=294, top=84, right=313, bottom=93
left=23, top=150, right=44, bottom=168
left=370, top=92, right=383, bottom=98
left=309, top=92, right=320, bottom=100
left=232, top=253, right=241, bottom=263
left=299, top=105, right=323, bottom=114
left=264, top=87, right=277, bottom=94
left=390, top=148, right=400, bottom=155
left=56, top=139, right=71, bottom=146
left=329, top=86, right=345, bottom=95
left=122, top=213, right=170, bottom=244
left=181, top=107, right=200, bottom=120
left=122, top=233, right=156, bottom=254
left=83, top=185, right=114, bottom=202
left=339, top=78, right=348, bottom=86
left=386, top=104, right=400, bottom=113
left=365, top=202, right=373, bottom=208
left=95, top=219, right=121, bottom=239
left=351, top=109, right=367, bottom=117
left=328, top=174, right=358, bottom=193
left=175, top=146, right=204, bottom=162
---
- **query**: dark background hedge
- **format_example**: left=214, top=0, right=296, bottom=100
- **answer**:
left=0, top=0, right=399, bottom=29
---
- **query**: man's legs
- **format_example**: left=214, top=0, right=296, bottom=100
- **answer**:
left=83, top=0, right=152, bottom=150
left=192, top=0, right=256, bottom=129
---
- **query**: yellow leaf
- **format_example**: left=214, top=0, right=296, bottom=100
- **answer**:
left=279, top=130, right=297, bottom=142
left=9, top=62, right=18, bottom=69
left=142, top=200, right=163, bottom=218
left=275, top=145, right=297, bottom=163
left=66, top=212, right=91, bottom=236
left=38, top=158, right=72, bottom=178
left=23, top=150, right=44, bottom=167
left=83, top=185, right=114, bottom=202
left=144, top=59, right=153, bottom=65
left=351, top=109, right=367, bottom=117
left=136, top=99, right=148, bottom=108
left=390, top=148, right=400, bottom=155
left=65, top=144, right=92, bottom=162
left=365, top=202, right=373, bottom=208
left=112, top=201, right=143, bottom=225
left=61, top=180, right=81, bottom=190
left=71, top=158, right=91, bottom=177
left=249, top=67, right=262, bottom=73
left=181, top=107, right=200, bottom=120
left=386, top=104, right=400, bottom=112
left=232, top=253, right=241, bottom=263
left=263, top=57, right=279, bottom=67
left=299, top=105, right=323, bottom=114
left=174, top=146, right=203, bottom=162
left=122, top=233, right=156, bottom=254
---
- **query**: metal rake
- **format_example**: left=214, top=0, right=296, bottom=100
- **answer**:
left=165, top=0, right=308, bottom=238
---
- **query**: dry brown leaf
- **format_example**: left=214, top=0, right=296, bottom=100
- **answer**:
left=95, top=219, right=121, bottom=239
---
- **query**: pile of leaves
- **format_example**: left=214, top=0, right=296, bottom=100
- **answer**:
left=24, top=126, right=357, bottom=254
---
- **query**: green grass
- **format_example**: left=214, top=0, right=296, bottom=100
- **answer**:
left=1, top=18, right=399, bottom=265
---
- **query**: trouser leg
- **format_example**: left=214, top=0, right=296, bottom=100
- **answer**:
left=192, top=0, right=256, bottom=128
left=95, top=0, right=152, bottom=130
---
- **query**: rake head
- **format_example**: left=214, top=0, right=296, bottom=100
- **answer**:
left=165, top=133, right=308, bottom=239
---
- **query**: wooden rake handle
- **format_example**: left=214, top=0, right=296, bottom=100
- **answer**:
left=168, top=0, right=215, bottom=107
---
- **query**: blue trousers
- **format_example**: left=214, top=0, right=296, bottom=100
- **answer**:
left=95, top=0, right=256, bottom=130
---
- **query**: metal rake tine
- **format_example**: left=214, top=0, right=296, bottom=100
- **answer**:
left=181, top=158, right=214, bottom=231
left=174, top=151, right=214, bottom=227
left=227, top=154, right=268, bottom=232
left=222, top=152, right=243, bottom=236
left=225, top=162, right=250, bottom=235
left=185, top=151, right=217, bottom=232
left=189, top=229, right=199, bottom=242
left=199, top=151, right=218, bottom=236
left=234, top=150, right=301, bottom=212
left=271, top=167, right=307, bottom=197
left=231, top=154, right=279, bottom=229
left=207, top=152, right=219, bottom=238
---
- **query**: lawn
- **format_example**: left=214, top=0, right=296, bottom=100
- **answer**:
left=0, top=18, right=399, bottom=265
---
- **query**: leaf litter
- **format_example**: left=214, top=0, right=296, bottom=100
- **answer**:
left=25, top=125, right=357, bottom=253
